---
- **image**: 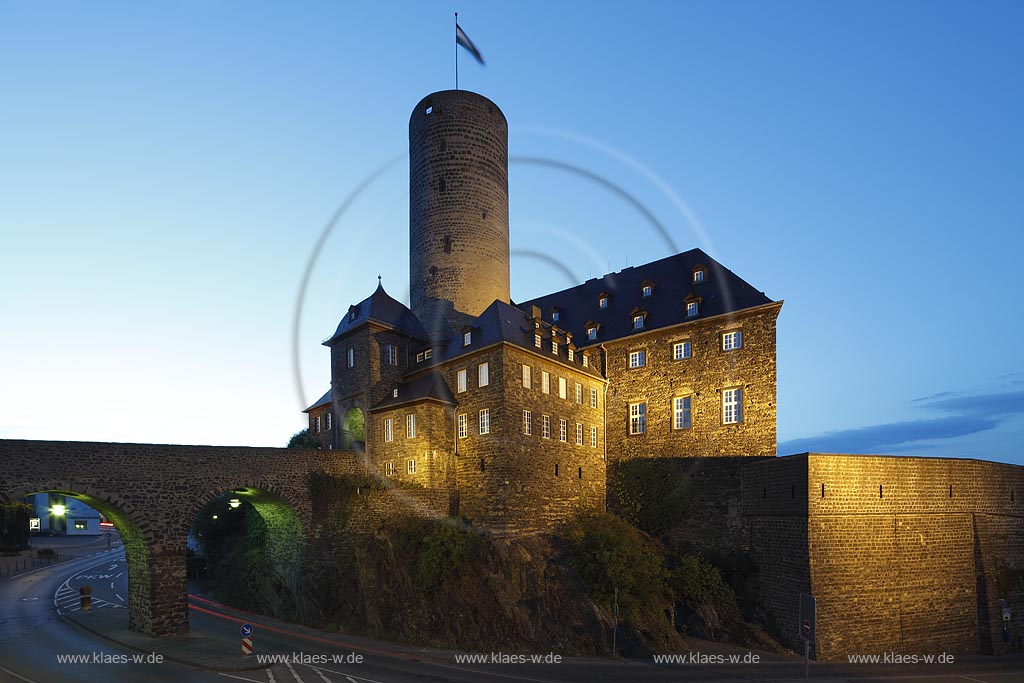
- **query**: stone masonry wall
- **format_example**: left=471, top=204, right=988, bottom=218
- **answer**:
left=604, top=303, right=780, bottom=462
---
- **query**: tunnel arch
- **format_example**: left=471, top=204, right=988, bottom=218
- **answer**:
left=6, top=484, right=169, bottom=635
left=343, top=407, right=365, bottom=451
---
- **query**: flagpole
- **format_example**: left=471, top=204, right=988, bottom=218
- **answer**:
left=454, top=12, right=459, bottom=90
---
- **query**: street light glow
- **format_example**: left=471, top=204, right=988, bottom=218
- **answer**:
left=229, top=498, right=241, bottom=509
left=51, top=504, right=66, bottom=516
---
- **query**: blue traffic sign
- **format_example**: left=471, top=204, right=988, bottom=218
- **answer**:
left=240, top=623, right=253, bottom=638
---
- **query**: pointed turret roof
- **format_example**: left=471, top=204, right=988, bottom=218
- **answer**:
left=323, top=281, right=428, bottom=345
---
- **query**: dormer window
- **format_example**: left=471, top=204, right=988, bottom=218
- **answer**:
left=535, top=333, right=542, bottom=348
left=463, top=331, right=472, bottom=346
left=632, top=314, right=645, bottom=330
left=693, top=266, right=706, bottom=283
left=687, top=300, right=699, bottom=317
left=552, top=340, right=559, bottom=355
left=582, top=354, right=589, bottom=368
left=642, top=285, right=652, bottom=297
left=587, top=327, right=597, bottom=340
left=598, top=296, right=608, bottom=309
left=393, top=388, right=399, bottom=398
left=551, top=309, right=560, bottom=322
left=568, top=348, right=574, bottom=362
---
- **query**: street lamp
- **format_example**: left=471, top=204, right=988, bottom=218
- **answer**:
left=51, top=504, right=66, bottom=516
left=228, top=498, right=241, bottom=509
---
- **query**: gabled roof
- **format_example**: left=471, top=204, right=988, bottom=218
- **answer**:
left=431, top=299, right=603, bottom=379
left=323, top=282, right=428, bottom=346
left=519, top=248, right=777, bottom=346
left=304, top=388, right=332, bottom=413
left=371, top=371, right=456, bottom=411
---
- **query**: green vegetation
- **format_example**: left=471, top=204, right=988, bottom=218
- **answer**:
left=287, top=428, right=320, bottom=449
left=387, top=517, right=479, bottom=592
left=0, top=502, right=32, bottom=550
left=610, top=459, right=692, bottom=537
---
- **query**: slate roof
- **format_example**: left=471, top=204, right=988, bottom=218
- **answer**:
left=519, top=248, right=776, bottom=347
left=409, top=299, right=604, bottom=380
left=304, top=388, right=332, bottom=413
left=323, top=282, right=428, bottom=346
left=371, top=371, right=457, bottom=411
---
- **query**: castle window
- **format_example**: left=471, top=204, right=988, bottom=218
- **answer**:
left=479, top=408, right=490, bottom=434
left=575, top=423, right=584, bottom=445
left=642, top=285, right=652, bottom=297
left=632, top=315, right=645, bottom=330
left=578, top=467, right=583, bottom=479
left=457, top=369, right=467, bottom=393
left=674, top=396, right=692, bottom=430
left=384, top=461, right=395, bottom=477
left=587, top=327, right=597, bottom=340
left=599, top=296, right=608, bottom=309
left=575, top=383, right=583, bottom=404
left=723, top=388, right=742, bottom=424
left=722, top=330, right=743, bottom=351
left=541, top=371, right=550, bottom=394
left=458, top=413, right=468, bottom=439
left=463, top=330, right=472, bottom=346
left=326, top=412, right=332, bottom=430
left=535, top=334, right=542, bottom=348
left=425, top=103, right=433, bottom=115
left=568, top=348, right=574, bottom=362
left=687, top=301, right=699, bottom=317
left=629, top=350, right=646, bottom=368
left=393, top=388, right=399, bottom=398
left=416, top=352, right=425, bottom=363
left=314, top=415, right=321, bottom=433
left=478, top=362, right=489, bottom=387
left=407, top=459, right=417, bottom=475
left=559, top=419, right=567, bottom=442
left=694, top=268, right=705, bottom=283
left=522, top=364, right=532, bottom=389
left=552, top=310, right=560, bottom=322
left=583, top=354, right=589, bottom=368
left=590, top=426, right=598, bottom=448
left=327, top=444, right=333, bottom=450
left=438, top=177, right=447, bottom=194
left=558, top=377, right=567, bottom=399
left=542, top=415, right=551, bottom=439
left=555, top=463, right=560, bottom=477
left=384, top=418, right=393, bottom=442
left=385, top=344, right=398, bottom=366
left=590, top=387, right=598, bottom=409
left=629, top=403, right=646, bottom=434
left=444, top=235, right=452, bottom=253
left=673, top=341, right=692, bottom=360
left=406, top=414, right=416, bottom=438
left=552, top=340, right=559, bottom=355
left=424, top=349, right=432, bottom=360
left=347, top=347, right=355, bottom=368
left=523, top=410, right=533, bottom=436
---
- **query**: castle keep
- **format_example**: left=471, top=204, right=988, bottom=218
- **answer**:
left=305, top=89, right=780, bottom=534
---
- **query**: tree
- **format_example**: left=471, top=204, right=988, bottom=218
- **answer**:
left=287, top=428, right=320, bottom=450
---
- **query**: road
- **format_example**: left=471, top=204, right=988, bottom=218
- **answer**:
left=3, top=551, right=1024, bottom=682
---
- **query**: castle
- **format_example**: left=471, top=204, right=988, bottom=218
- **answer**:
left=304, top=89, right=781, bottom=533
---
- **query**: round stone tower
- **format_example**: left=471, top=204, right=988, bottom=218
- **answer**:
left=409, top=90, right=510, bottom=337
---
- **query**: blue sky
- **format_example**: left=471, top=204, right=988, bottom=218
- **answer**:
left=1, top=1, right=1022, bottom=462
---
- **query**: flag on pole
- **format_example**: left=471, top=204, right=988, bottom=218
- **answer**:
left=456, top=23, right=485, bottom=66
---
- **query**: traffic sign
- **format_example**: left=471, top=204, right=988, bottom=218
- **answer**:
left=241, top=636, right=253, bottom=655
left=240, top=623, right=253, bottom=638
left=799, top=593, right=816, bottom=643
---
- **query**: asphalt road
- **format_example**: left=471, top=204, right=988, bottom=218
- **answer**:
left=3, top=551, right=1024, bottom=683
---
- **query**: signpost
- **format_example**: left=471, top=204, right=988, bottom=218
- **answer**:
left=240, top=623, right=254, bottom=655
left=799, top=593, right=816, bottom=683
left=29, top=518, right=41, bottom=532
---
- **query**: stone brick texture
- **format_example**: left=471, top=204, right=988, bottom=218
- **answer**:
left=603, top=303, right=780, bottom=462
left=409, top=90, right=511, bottom=332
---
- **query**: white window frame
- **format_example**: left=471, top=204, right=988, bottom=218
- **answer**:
left=552, top=340, right=559, bottom=355
left=575, top=423, right=583, bottom=445
left=687, top=301, right=699, bottom=317
left=723, top=388, right=742, bottom=424
left=722, top=330, right=743, bottom=351
left=568, top=347, right=574, bottom=362
left=694, top=268, right=705, bottom=283
left=590, top=387, right=598, bottom=409
left=314, top=415, right=321, bottom=433
left=522, top=364, right=532, bottom=388
left=559, top=419, right=567, bottom=442
left=541, top=371, right=550, bottom=394
left=535, top=334, right=542, bottom=348
left=479, top=408, right=490, bottom=435
left=386, top=344, right=398, bottom=366
left=642, top=285, right=652, bottom=297
left=633, top=315, right=644, bottom=329
left=629, top=350, right=646, bottom=368
left=599, top=296, right=608, bottom=309
left=575, top=382, right=583, bottom=404
left=457, top=368, right=467, bottom=393
left=347, top=347, right=355, bottom=368
left=582, top=354, right=589, bottom=367
left=673, top=341, right=692, bottom=360
left=458, top=413, right=468, bottom=438
left=384, top=461, right=394, bottom=477
left=629, top=402, right=646, bottom=435
left=523, top=410, right=533, bottom=435
left=463, top=331, right=472, bottom=346
left=478, top=362, right=489, bottom=387
left=384, top=418, right=393, bottom=442
left=406, top=459, right=417, bottom=475
left=325, top=411, right=332, bottom=430
left=552, top=310, right=560, bottom=322
left=558, top=377, right=567, bottom=399
left=674, top=396, right=692, bottom=430
left=587, top=327, right=597, bottom=340
left=424, top=348, right=432, bottom=360
left=542, top=414, right=551, bottom=439
left=406, top=413, right=416, bottom=438
left=416, top=351, right=425, bottom=363
left=590, top=426, right=598, bottom=448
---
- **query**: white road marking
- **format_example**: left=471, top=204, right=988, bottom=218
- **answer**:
left=284, top=661, right=305, bottom=682
left=267, top=669, right=277, bottom=683
left=296, top=665, right=383, bottom=683
left=115, top=593, right=125, bottom=602
left=217, top=674, right=265, bottom=683
left=310, top=667, right=333, bottom=683
left=0, top=662, right=39, bottom=683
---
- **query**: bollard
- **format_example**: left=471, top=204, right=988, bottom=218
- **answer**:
left=79, top=585, right=92, bottom=612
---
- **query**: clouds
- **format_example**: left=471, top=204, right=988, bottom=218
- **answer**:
left=779, top=388, right=1024, bottom=456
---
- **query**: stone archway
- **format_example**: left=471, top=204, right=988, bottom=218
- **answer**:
left=344, top=407, right=365, bottom=452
